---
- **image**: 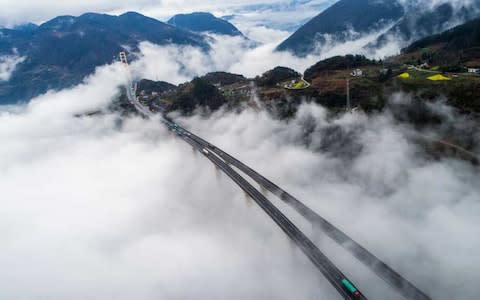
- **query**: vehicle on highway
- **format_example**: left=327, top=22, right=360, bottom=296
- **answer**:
left=202, top=149, right=209, bottom=155
left=341, top=279, right=361, bottom=298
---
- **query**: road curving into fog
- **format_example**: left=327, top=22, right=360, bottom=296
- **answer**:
left=181, top=134, right=368, bottom=300
left=178, top=125, right=432, bottom=300
left=124, top=78, right=430, bottom=300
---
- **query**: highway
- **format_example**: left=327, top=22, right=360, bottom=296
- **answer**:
left=120, top=68, right=429, bottom=299
left=127, top=83, right=154, bottom=117
left=180, top=127, right=432, bottom=300
left=181, top=134, right=367, bottom=300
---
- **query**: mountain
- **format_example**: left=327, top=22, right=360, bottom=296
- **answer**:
left=137, top=79, right=176, bottom=95
left=167, top=12, right=243, bottom=36
left=401, top=17, right=480, bottom=67
left=277, top=0, right=480, bottom=57
left=255, top=67, right=301, bottom=87
left=304, top=55, right=376, bottom=81
left=167, top=77, right=227, bottom=114
left=0, top=12, right=208, bottom=104
left=12, top=23, right=39, bottom=32
left=276, top=0, right=404, bottom=56
left=371, top=2, right=480, bottom=51
left=200, top=72, right=247, bottom=85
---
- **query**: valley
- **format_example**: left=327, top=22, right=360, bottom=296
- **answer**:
left=1, top=1, right=479, bottom=299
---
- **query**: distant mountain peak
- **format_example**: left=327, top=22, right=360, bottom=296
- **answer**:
left=168, top=12, right=243, bottom=36
left=184, top=12, right=213, bottom=17
left=119, top=11, right=145, bottom=18
left=41, top=15, right=77, bottom=30
left=12, top=23, right=38, bottom=32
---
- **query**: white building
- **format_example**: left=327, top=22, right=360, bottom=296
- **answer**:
left=419, top=63, right=430, bottom=69
left=351, top=69, right=363, bottom=77
left=468, top=68, right=480, bottom=74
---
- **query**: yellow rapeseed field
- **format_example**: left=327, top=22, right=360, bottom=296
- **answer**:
left=427, top=74, right=451, bottom=81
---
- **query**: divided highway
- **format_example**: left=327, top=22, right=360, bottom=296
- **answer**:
left=180, top=129, right=432, bottom=300
left=181, top=134, right=367, bottom=300
left=121, top=75, right=430, bottom=300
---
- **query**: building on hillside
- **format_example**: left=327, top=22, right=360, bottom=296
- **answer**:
left=351, top=69, right=363, bottom=77
left=419, top=63, right=430, bottom=69
left=467, top=68, right=480, bottom=74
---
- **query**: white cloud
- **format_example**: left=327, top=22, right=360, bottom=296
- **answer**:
left=177, top=101, right=480, bottom=300
left=0, top=37, right=479, bottom=300
left=0, top=55, right=25, bottom=81
left=307, top=26, right=398, bottom=59
left=129, top=34, right=357, bottom=83
left=0, top=61, right=335, bottom=300
left=396, top=0, right=479, bottom=11
left=126, top=29, right=405, bottom=84
left=237, top=24, right=291, bottom=44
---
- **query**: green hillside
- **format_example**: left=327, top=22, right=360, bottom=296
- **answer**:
left=403, top=17, right=480, bottom=67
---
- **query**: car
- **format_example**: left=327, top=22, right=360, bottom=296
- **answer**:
left=202, top=149, right=209, bottom=155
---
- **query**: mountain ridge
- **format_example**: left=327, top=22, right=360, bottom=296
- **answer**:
left=0, top=12, right=208, bottom=104
left=401, top=17, right=480, bottom=67
left=370, top=2, right=480, bottom=51
left=168, top=12, right=243, bottom=36
left=276, top=0, right=405, bottom=56
left=277, top=0, right=480, bottom=57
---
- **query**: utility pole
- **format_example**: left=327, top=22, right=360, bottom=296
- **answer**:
left=346, top=78, right=351, bottom=112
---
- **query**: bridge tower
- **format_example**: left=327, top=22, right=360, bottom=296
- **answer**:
left=118, top=51, right=137, bottom=105
left=119, top=51, right=129, bottom=65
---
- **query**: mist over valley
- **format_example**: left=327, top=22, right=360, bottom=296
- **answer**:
left=1, top=1, right=479, bottom=299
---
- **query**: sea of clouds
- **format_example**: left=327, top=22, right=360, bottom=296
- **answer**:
left=0, top=35, right=479, bottom=299
left=128, top=32, right=382, bottom=85
left=1, top=1, right=479, bottom=298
